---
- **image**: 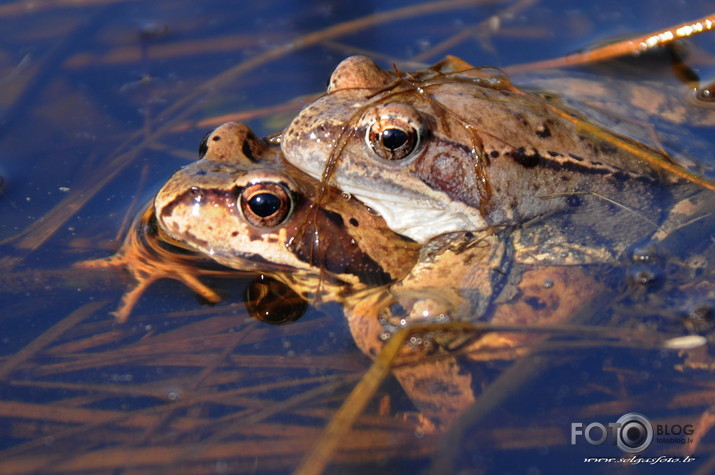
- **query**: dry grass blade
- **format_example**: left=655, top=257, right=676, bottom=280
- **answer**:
left=0, top=427, right=430, bottom=474
left=411, top=0, right=537, bottom=62
left=294, top=319, right=591, bottom=474
left=2, top=0, right=509, bottom=258
left=0, top=0, right=139, bottom=17
left=0, top=300, right=108, bottom=382
left=165, top=374, right=362, bottom=470
left=507, top=13, right=715, bottom=73
left=5, top=147, right=142, bottom=251
left=295, top=324, right=417, bottom=475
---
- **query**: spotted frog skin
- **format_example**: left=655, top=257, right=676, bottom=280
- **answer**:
left=281, top=56, right=709, bottom=246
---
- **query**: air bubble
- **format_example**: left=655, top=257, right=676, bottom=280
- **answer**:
left=632, top=246, right=658, bottom=263
left=628, top=268, right=659, bottom=287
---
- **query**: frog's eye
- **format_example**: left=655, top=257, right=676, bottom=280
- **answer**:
left=239, top=183, right=292, bottom=228
left=368, top=120, right=420, bottom=160
left=365, top=103, right=423, bottom=161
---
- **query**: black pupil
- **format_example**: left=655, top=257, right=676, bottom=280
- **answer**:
left=381, top=128, right=408, bottom=150
left=248, top=193, right=281, bottom=217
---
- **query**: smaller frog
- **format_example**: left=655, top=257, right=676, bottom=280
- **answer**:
left=154, top=121, right=422, bottom=303
left=81, top=121, right=421, bottom=322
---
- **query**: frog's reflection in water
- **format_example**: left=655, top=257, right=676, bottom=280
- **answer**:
left=245, top=275, right=307, bottom=325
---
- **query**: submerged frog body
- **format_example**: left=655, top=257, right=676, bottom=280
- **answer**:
left=282, top=55, right=707, bottom=250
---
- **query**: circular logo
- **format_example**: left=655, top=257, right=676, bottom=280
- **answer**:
left=616, top=413, right=653, bottom=453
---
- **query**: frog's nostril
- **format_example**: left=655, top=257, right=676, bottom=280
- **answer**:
left=198, top=130, right=213, bottom=158
left=189, top=186, right=204, bottom=202
left=696, top=82, right=714, bottom=102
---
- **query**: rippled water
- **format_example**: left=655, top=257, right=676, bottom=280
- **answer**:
left=0, top=1, right=713, bottom=473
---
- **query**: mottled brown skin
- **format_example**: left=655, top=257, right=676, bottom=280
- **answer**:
left=282, top=56, right=689, bottom=245
left=155, top=122, right=421, bottom=300
left=521, top=70, right=715, bottom=130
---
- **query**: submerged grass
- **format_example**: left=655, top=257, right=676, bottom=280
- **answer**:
left=0, top=0, right=714, bottom=473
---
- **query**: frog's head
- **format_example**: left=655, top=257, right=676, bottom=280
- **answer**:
left=155, top=122, right=420, bottom=299
left=281, top=56, right=512, bottom=243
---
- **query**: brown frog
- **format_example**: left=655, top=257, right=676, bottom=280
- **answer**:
left=276, top=57, right=715, bottom=429
left=281, top=55, right=713, bottom=258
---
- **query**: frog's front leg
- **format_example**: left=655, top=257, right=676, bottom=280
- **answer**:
left=77, top=205, right=222, bottom=323
left=380, top=232, right=506, bottom=333
left=343, top=233, right=503, bottom=429
left=353, top=231, right=505, bottom=366
left=343, top=232, right=605, bottom=430
left=345, top=288, right=477, bottom=431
